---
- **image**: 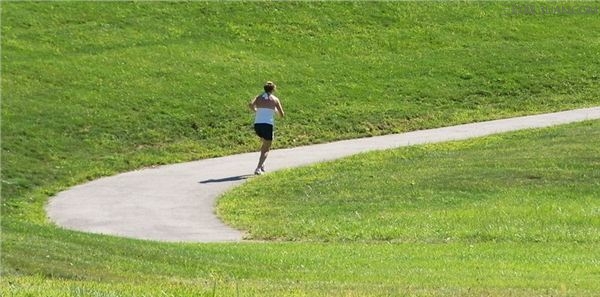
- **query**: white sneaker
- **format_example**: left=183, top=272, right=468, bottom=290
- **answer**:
left=254, top=168, right=263, bottom=175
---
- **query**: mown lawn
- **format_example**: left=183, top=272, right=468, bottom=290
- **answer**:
left=1, top=1, right=599, bottom=296
left=219, top=121, right=600, bottom=244
left=3, top=121, right=599, bottom=296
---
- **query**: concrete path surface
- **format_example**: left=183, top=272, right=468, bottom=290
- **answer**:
left=46, top=107, right=600, bottom=242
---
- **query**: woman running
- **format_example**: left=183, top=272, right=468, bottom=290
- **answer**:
left=248, top=81, right=285, bottom=175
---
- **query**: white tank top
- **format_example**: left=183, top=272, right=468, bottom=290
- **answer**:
left=255, top=108, right=275, bottom=125
left=254, top=92, right=277, bottom=125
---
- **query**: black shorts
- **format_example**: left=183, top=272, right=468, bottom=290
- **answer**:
left=254, top=123, right=274, bottom=141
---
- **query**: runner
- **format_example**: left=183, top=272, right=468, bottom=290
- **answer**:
left=248, top=81, right=285, bottom=175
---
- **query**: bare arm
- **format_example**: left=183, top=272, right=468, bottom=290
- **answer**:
left=248, top=96, right=258, bottom=112
left=275, top=99, right=285, bottom=118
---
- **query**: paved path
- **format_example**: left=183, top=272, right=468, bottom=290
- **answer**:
left=46, top=107, right=600, bottom=242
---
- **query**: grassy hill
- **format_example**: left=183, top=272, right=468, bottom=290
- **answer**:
left=1, top=1, right=599, bottom=296
left=219, top=120, right=600, bottom=243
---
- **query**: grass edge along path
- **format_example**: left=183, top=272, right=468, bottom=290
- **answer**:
left=44, top=107, right=600, bottom=243
left=2, top=120, right=600, bottom=297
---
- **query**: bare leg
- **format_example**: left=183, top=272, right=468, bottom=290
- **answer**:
left=255, top=139, right=272, bottom=174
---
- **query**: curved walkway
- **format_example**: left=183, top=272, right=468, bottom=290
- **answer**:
left=46, top=107, right=600, bottom=242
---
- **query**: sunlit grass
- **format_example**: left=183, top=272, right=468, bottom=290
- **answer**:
left=2, top=1, right=600, bottom=296
left=218, top=120, right=600, bottom=243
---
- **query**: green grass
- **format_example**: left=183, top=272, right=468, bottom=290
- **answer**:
left=2, top=1, right=600, bottom=296
left=2, top=217, right=599, bottom=296
left=218, top=121, right=600, bottom=244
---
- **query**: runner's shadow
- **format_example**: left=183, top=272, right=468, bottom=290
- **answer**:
left=199, top=174, right=253, bottom=184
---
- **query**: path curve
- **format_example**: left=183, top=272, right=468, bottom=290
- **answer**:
left=46, top=107, right=600, bottom=242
